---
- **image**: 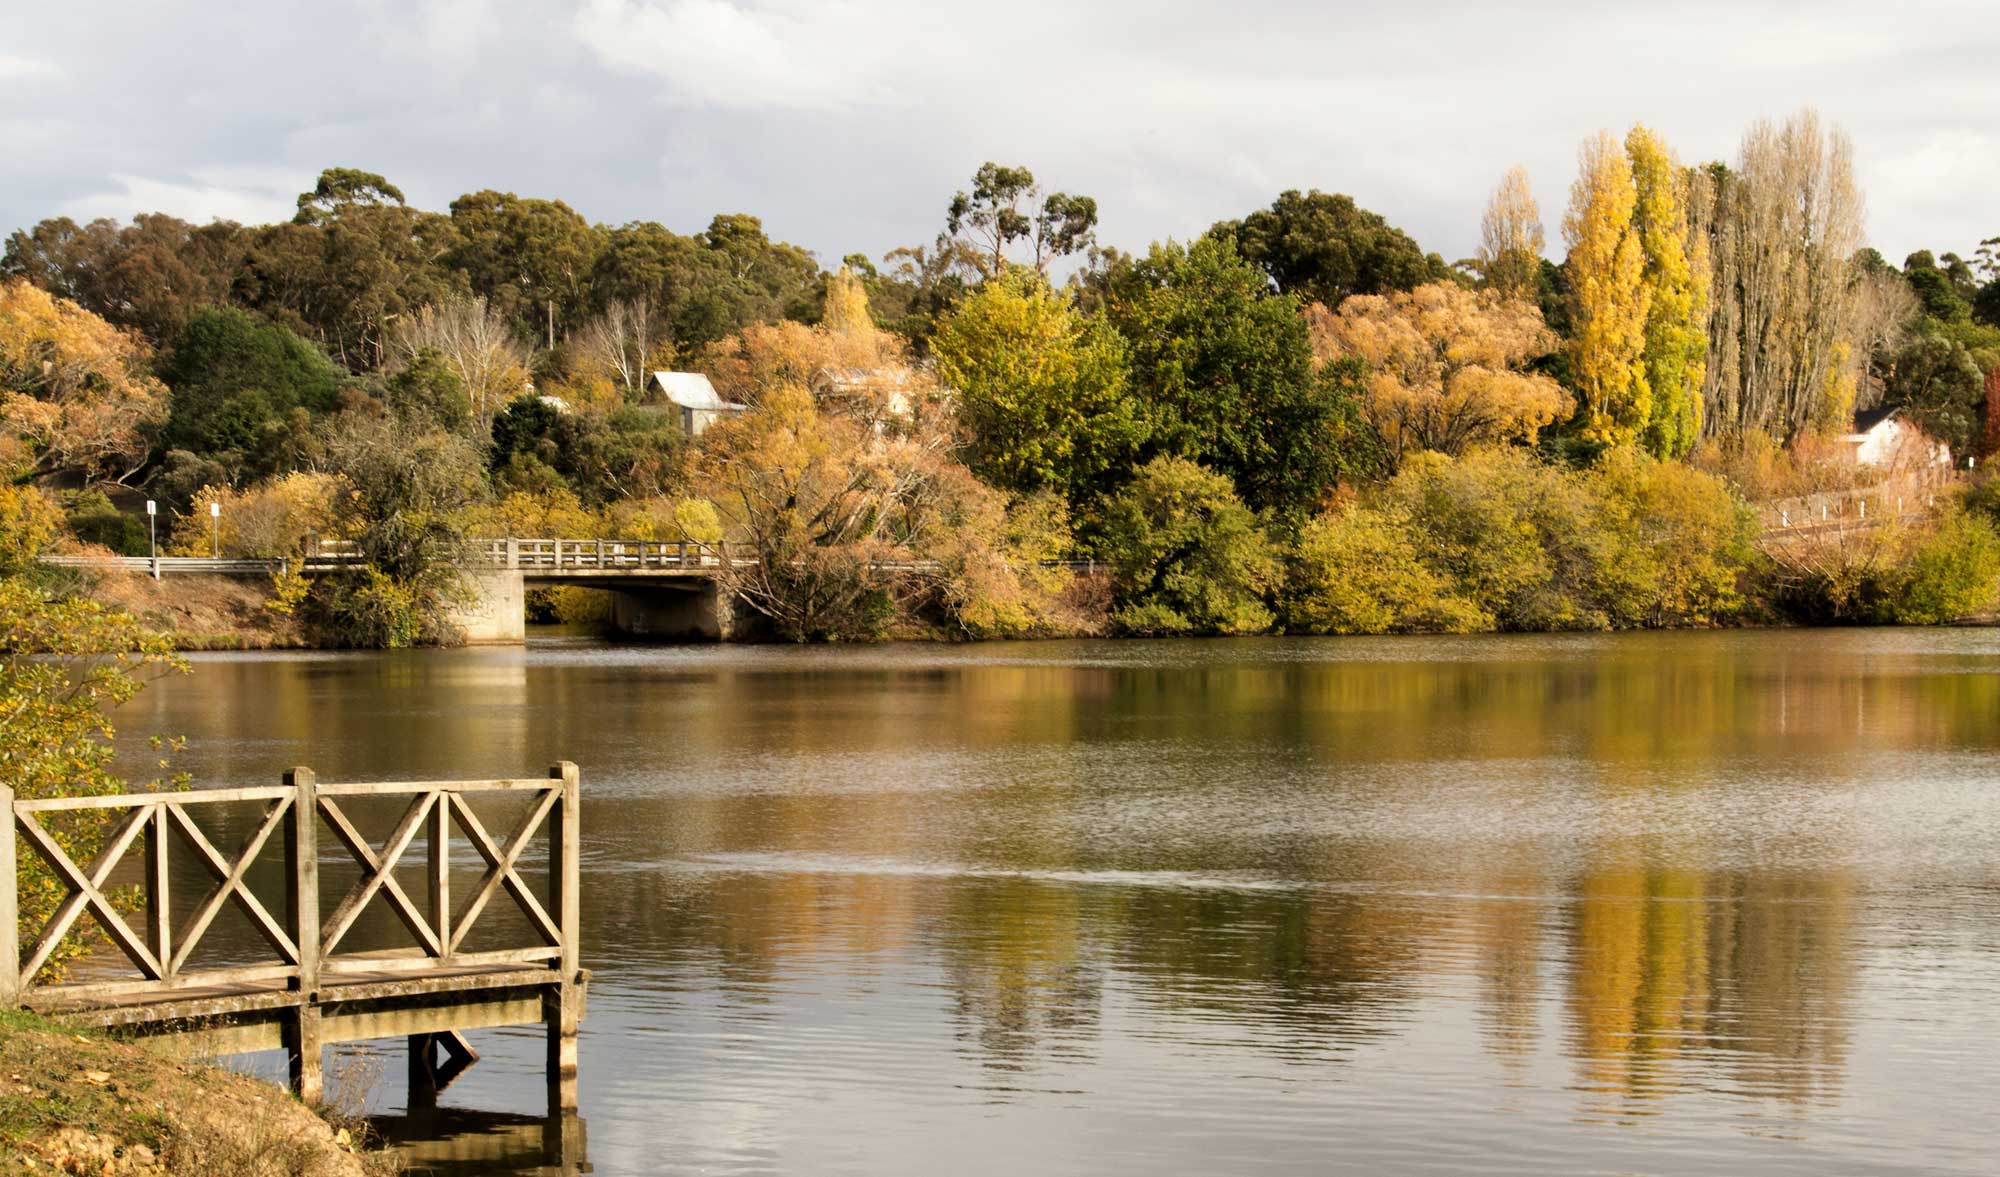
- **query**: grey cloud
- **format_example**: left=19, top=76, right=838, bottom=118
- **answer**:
left=2, top=0, right=1995, bottom=268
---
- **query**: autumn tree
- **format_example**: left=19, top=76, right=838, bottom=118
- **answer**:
left=0, top=575, right=185, bottom=971
left=1701, top=110, right=1867, bottom=438
left=1476, top=166, right=1545, bottom=299
left=946, top=163, right=1098, bottom=278
left=1626, top=126, right=1709, bottom=458
left=1309, top=283, right=1570, bottom=467
left=1218, top=189, right=1446, bottom=308
left=697, top=385, right=1045, bottom=640
left=1563, top=131, right=1651, bottom=446
left=573, top=297, right=668, bottom=399
left=929, top=269, right=1144, bottom=507
left=0, top=281, right=169, bottom=483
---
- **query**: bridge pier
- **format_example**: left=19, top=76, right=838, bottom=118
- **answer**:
left=448, top=570, right=528, bottom=644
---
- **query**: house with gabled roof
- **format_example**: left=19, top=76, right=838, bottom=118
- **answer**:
left=652, top=372, right=747, bottom=437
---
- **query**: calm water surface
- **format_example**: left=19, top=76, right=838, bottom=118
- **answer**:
left=116, top=630, right=2000, bottom=1176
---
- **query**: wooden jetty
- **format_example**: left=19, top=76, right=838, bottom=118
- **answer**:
left=0, top=763, right=586, bottom=1117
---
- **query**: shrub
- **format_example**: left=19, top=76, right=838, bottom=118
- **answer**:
left=1285, top=505, right=1485, bottom=633
left=60, top=489, right=148, bottom=556
left=1879, top=509, right=2000, bottom=624
left=1102, top=456, right=1276, bottom=635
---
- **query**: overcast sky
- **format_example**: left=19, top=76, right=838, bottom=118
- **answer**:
left=2, top=1, right=1994, bottom=269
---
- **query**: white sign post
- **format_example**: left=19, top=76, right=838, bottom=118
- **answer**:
left=145, top=500, right=158, bottom=579
left=210, top=501, right=221, bottom=558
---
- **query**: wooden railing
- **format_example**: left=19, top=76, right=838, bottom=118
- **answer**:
left=0, top=764, right=579, bottom=1008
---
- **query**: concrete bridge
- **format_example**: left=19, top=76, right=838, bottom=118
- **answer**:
left=447, top=538, right=741, bottom=643
left=47, top=538, right=745, bottom=644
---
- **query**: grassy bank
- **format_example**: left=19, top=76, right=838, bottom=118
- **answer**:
left=0, top=1008, right=391, bottom=1175
left=81, top=572, right=306, bottom=651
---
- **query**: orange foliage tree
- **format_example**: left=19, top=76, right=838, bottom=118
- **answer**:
left=1309, top=283, right=1569, bottom=468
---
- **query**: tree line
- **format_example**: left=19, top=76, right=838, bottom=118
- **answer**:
left=2, top=107, right=1999, bottom=644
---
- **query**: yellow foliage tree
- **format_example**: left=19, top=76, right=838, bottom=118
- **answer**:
left=821, top=266, right=877, bottom=346
left=0, top=280, right=169, bottom=483
left=1309, top=283, right=1570, bottom=467
left=168, top=472, right=353, bottom=558
left=1476, top=166, right=1546, bottom=298
left=1626, top=126, right=1709, bottom=459
left=1563, top=132, right=1652, bottom=446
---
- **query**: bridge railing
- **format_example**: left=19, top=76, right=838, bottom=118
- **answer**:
left=0, top=763, right=580, bottom=1008
left=472, top=538, right=731, bottom=571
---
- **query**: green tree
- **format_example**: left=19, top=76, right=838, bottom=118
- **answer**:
left=1110, top=236, right=1354, bottom=515
left=930, top=270, right=1143, bottom=507
left=1885, top=333, right=1984, bottom=453
left=385, top=348, right=472, bottom=430
left=1102, top=456, right=1276, bottom=636
left=293, top=167, right=407, bottom=225
left=446, top=191, right=606, bottom=348
left=946, top=163, right=1098, bottom=277
left=2, top=214, right=242, bottom=346
left=1217, top=189, right=1446, bottom=308
left=592, top=215, right=820, bottom=355
left=157, top=307, right=344, bottom=474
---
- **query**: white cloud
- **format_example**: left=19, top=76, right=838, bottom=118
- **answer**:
left=58, top=172, right=299, bottom=227
left=574, top=0, right=893, bottom=109
left=0, top=53, right=59, bottom=80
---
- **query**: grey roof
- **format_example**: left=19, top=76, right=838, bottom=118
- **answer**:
left=652, top=371, right=746, bottom=412
left=1850, top=405, right=1901, bottom=434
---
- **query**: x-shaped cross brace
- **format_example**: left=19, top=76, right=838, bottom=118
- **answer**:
left=16, top=805, right=161, bottom=983
left=167, top=797, right=300, bottom=972
left=318, top=793, right=443, bottom=956
left=446, top=789, right=561, bottom=953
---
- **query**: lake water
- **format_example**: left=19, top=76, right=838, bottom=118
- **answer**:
left=115, top=629, right=2000, bottom=1176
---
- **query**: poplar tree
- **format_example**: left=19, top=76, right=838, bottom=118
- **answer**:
left=1626, top=126, right=1709, bottom=458
left=1477, top=166, right=1545, bottom=299
left=1563, top=132, right=1651, bottom=446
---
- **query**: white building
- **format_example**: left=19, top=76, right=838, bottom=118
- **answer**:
left=652, top=372, right=747, bottom=437
left=1843, top=407, right=1951, bottom=471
